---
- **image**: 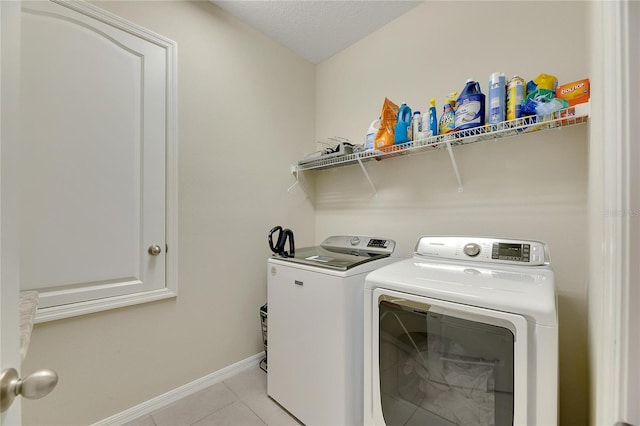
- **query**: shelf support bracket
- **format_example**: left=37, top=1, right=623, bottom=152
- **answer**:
left=356, top=157, right=377, bottom=195
left=288, top=166, right=307, bottom=196
left=445, top=140, right=464, bottom=192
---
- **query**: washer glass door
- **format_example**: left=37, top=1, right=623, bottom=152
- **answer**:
left=374, top=290, right=528, bottom=426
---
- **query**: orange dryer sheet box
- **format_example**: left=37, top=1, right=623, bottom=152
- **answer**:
left=556, top=78, right=590, bottom=106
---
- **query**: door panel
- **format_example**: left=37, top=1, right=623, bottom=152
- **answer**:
left=18, top=1, right=170, bottom=310
left=267, top=264, right=352, bottom=425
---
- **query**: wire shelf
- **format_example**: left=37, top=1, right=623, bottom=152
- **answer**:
left=294, top=102, right=589, bottom=173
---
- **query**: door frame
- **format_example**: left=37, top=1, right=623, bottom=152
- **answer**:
left=589, top=1, right=639, bottom=424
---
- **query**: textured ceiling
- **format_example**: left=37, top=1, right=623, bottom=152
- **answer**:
left=210, top=1, right=422, bottom=64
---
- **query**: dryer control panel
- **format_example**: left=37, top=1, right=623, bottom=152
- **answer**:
left=414, top=236, right=549, bottom=266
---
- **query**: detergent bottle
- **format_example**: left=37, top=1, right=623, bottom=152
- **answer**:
left=455, top=79, right=485, bottom=131
left=412, top=111, right=422, bottom=141
left=428, top=97, right=438, bottom=136
left=394, top=103, right=412, bottom=144
left=366, top=118, right=381, bottom=150
left=438, top=92, right=458, bottom=135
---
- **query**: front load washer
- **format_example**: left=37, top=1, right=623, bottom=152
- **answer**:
left=364, top=236, right=558, bottom=426
left=268, top=235, right=398, bottom=426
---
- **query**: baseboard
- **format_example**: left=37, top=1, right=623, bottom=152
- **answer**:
left=93, top=352, right=265, bottom=426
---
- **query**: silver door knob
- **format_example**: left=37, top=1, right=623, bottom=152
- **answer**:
left=148, top=244, right=162, bottom=256
left=1, top=368, right=58, bottom=412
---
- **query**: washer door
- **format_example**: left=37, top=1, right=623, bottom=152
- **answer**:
left=370, top=288, right=528, bottom=426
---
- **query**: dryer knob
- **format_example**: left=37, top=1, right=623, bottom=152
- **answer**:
left=350, top=236, right=360, bottom=246
left=463, top=243, right=481, bottom=257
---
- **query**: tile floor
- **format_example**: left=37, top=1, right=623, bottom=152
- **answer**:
left=122, top=366, right=301, bottom=426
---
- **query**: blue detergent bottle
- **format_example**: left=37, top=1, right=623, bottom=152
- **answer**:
left=394, top=103, right=412, bottom=144
left=455, top=79, right=486, bottom=131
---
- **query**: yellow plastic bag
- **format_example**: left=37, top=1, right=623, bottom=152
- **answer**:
left=528, top=73, right=558, bottom=92
left=374, top=98, right=399, bottom=150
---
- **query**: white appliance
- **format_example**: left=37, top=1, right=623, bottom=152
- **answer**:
left=268, top=235, right=398, bottom=426
left=364, top=236, right=558, bottom=426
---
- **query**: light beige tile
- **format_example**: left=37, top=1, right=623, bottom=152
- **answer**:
left=405, top=405, right=455, bottom=426
left=192, top=401, right=266, bottom=426
left=243, top=393, right=302, bottom=426
left=121, top=415, right=157, bottom=426
left=151, top=382, right=237, bottom=426
left=380, top=393, right=417, bottom=426
left=223, top=366, right=267, bottom=401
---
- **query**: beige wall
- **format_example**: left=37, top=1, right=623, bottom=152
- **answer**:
left=21, top=2, right=316, bottom=425
left=314, top=1, right=589, bottom=425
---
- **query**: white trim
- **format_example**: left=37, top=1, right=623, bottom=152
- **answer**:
left=34, top=288, right=177, bottom=323
left=92, top=353, right=265, bottom=426
left=620, top=1, right=640, bottom=423
left=51, top=0, right=177, bottom=48
left=604, top=1, right=625, bottom=420
left=590, top=0, right=637, bottom=424
left=615, top=0, right=630, bottom=419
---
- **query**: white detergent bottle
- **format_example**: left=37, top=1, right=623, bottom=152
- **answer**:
left=366, top=118, right=381, bottom=150
left=412, top=111, right=422, bottom=141
left=421, top=109, right=430, bottom=138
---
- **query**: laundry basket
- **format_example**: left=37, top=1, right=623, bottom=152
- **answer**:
left=260, top=303, right=268, bottom=372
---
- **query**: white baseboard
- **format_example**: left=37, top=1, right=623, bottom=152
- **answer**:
left=93, top=352, right=265, bottom=426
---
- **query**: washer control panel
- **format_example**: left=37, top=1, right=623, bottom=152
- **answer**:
left=415, top=236, right=548, bottom=266
left=321, top=235, right=396, bottom=255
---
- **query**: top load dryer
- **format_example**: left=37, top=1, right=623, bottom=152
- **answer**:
left=268, top=235, right=399, bottom=426
left=364, top=236, right=558, bottom=426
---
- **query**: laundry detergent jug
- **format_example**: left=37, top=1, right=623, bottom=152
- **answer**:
left=394, top=103, right=412, bottom=144
left=455, top=79, right=485, bottom=131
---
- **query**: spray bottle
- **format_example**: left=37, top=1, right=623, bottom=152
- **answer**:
left=439, top=93, right=457, bottom=135
left=428, top=98, right=438, bottom=137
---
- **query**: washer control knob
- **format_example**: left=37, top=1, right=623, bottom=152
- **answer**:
left=463, top=243, right=481, bottom=257
left=350, top=236, right=360, bottom=246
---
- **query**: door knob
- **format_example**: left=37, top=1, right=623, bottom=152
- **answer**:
left=1, top=368, right=58, bottom=412
left=148, top=244, right=162, bottom=256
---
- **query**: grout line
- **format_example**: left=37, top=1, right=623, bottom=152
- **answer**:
left=239, top=400, right=269, bottom=426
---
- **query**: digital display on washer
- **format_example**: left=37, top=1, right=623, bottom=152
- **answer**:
left=367, top=239, right=389, bottom=248
left=492, top=243, right=530, bottom=262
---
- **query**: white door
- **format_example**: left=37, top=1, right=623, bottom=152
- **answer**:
left=2, top=1, right=26, bottom=423
left=3, top=2, right=60, bottom=422
left=18, top=0, right=177, bottom=321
